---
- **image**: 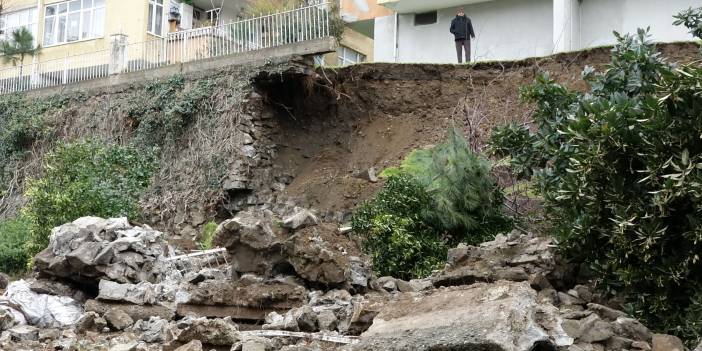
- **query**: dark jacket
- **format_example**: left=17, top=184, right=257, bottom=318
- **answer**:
left=450, top=15, right=475, bottom=41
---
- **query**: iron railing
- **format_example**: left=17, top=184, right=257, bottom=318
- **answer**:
left=0, top=2, right=331, bottom=94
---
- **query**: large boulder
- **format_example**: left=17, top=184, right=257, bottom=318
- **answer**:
left=213, top=211, right=370, bottom=287
left=34, top=217, right=167, bottom=286
left=352, top=281, right=558, bottom=351
left=178, top=278, right=308, bottom=322
left=431, top=232, right=556, bottom=288
left=177, top=317, right=240, bottom=346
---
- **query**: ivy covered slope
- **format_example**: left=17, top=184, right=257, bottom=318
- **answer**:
left=489, top=8, right=702, bottom=344
left=0, top=64, right=277, bottom=269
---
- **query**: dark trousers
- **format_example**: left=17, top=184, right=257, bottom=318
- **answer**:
left=455, top=39, right=471, bottom=63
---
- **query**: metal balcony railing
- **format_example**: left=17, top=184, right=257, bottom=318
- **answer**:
left=0, top=2, right=332, bottom=94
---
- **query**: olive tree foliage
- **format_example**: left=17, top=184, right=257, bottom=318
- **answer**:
left=488, top=8, right=702, bottom=344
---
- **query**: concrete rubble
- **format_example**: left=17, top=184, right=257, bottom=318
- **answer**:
left=0, top=216, right=692, bottom=351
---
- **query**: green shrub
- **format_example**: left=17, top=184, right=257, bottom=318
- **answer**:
left=23, top=139, right=155, bottom=257
left=0, top=216, right=31, bottom=273
left=489, top=9, right=702, bottom=344
left=488, top=123, right=540, bottom=179
left=199, top=221, right=218, bottom=250
left=352, top=174, right=448, bottom=280
left=354, top=129, right=511, bottom=280
left=382, top=128, right=511, bottom=244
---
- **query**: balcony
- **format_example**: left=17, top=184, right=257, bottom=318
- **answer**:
left=377, top=0, right=495, bottom=14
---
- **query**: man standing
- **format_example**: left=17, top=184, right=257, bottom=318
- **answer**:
left=450, top=8, right=475, bottom=63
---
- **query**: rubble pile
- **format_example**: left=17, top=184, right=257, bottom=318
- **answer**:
left=0, top=215, right=695, bottom=351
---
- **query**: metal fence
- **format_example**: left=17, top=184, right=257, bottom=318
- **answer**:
left=0, top=2, right=332, bottom=94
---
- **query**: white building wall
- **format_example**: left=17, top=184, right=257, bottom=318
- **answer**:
left=374, top=14, right=397, bottom=62
left=375, top=0, right=700, bottom=63
left=384, top=0, right=553, bottom=63
left=579, top=0, right=697, bottom=49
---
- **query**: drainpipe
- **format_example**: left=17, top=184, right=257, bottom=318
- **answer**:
left=393, top=12, right=399, bottom=62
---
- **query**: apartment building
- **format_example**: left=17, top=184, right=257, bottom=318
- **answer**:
left=374, top=0, right=700, bottom=63
left=0, top=0, right=246, bottom=69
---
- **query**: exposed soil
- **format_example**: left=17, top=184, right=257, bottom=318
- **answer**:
left=258, top=42, right=701, bottom=217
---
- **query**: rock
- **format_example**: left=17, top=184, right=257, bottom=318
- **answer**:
left=561, top=319, right=583, bottom=339
left=97, top=280, right=158, bottom=305
left=558, top=291, right=586, bottom=306
left=606, top=335, right=634, bottom=350
left=104, top=308, right=134, bottom=331
left=8, top=325, right=39, bottom=342
left=85, top=299, right=174, bottom=322
left=296, top=306, right=318, bottom=332
left=573, top=285, right=593, bottom=303
left=432, top=234, right=555, bottom=288
left=586, top=303, right=627, bottom=321
left=353, top=168, right=378, bottom=183
left=178, top=317, right=240, bottom=346
left=110, top=341, right=139, bottom=351
left=213, top=211, right=367, bottom=287
left=377, top=277, right=397, bottom=292
left=407, top=279, right=433, bottom=292
left=352, top=281, right=556, bottom=351
left=578, top=314, right=614, bottom=343
left=29, top=279, right=87, bottom=302
left=242, top=336, right=273, bottom=351
left=34, top=217, right=166, bottom=286
left=0, top=309, right=17, bottom=331
left=613, top=317, right=652, bottom=341
left=652, top=334, right=685, bottom=351
left=632, top=340, right=652, bottom=351
left=316, top=310, right=338, bottom=331
left=529, top=273, right=553, bottom=291
left=75, top=312, right=108, bottom=333
left=181, top=279, right=307, bottom=323
left=185, top=268, right=227, bottom=285
left=175, top=340, right=203, bottom=351
left=0, top=273, right=9, bottom=289
left=281, top=208, right=319, bottom=230
left=38, top=328, right=61, bottom=341
left=132, top=317, right=174, bottom=343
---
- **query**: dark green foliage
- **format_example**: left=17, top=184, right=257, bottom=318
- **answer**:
left=354, top=129, right=511, bottom=280
left=0, top=216, right=32, bottom=273
left=383, top=129, right=512, bottom=244
left=128, top=75, right=213, bottom=146
left=675, top=7, right=702, bottom=39
left=0, top=28, right=41, bottom=67
left=23, top=140, right=155, bottom=257
left=352, top=174, right=448, bottom=280
left=488, top=123, right=540, bottom=179
left=490, top=10, right=702, bottom=344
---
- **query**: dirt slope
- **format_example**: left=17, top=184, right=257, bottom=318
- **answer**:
left=257, top=42, right=700, bottom=218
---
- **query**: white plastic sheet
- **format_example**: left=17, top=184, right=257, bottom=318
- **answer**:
left=2, top=280, right=83, bottom=328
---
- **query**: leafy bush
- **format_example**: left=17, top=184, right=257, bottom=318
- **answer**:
left=488, top=123, right=540, bottom=179
left=0, top=216, right=32, bottom=273
left=489, top=9, right=702, bottom=344
left=23, top=140, right=155, bottom=257
left=199, top=221, right=218, bottom=250
left=352, top=174, right=448, bottom=280
left=354, top=129, right=511, bottom=280
left=382, top=128, right=512, bottom=243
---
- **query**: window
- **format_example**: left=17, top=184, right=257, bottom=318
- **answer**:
left=337, top=46, right=366, bottom=66
left=414, top=11, right=437, bottom=26
left=43, top=0, right=105, bottom=46
left=148, top=0, right=164, bottom=36
left=0, top=8, right=38, bottom=42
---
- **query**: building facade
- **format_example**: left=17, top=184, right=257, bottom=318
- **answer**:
left=0, top=0, right=245, bottom=69
left=374, top=0, right=700, bottom=63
